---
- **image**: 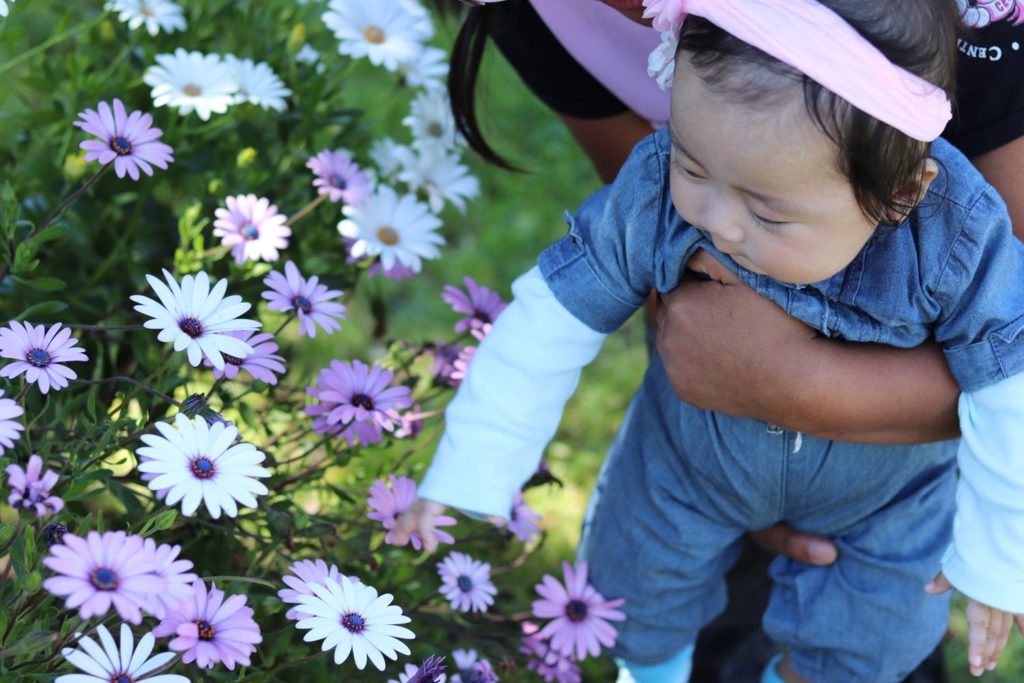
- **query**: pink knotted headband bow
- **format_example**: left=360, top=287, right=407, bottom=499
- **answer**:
left=642, top=0, right=952, bottom=141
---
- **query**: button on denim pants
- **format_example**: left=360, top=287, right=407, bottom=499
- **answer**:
left=579, top=352, right=957, bottom=683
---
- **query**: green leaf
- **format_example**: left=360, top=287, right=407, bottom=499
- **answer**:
left=0, top=522, right=13, bottom=547
left=0, top=631, right=59, bottom=658
left=0, top=181, right=17, bottom=240
left=10, top=275, right=66, bottom=291
left=23, top=571, right=41, bottom=595
left=23, top=525, right=36, bottom=566
left=32, top=222, right=67, bottom=245
left=13, top=300, right=68, bottom=321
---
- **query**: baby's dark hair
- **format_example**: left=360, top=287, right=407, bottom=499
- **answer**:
left=678, top=0, right=959, bottom=224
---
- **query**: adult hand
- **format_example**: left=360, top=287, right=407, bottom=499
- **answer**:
left=655, top=250, right=819, bottom=424
left=749, top=524, right=838, bottom=566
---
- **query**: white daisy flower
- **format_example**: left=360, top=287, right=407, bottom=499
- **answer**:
left=292, top=576, right=415, bottom=671
left=398, top=144, right=479, bottom=213
left=136, top=413, right=271, bottom=518
left=403, top=88, right=460, bottom=151
left=338, top=184, right=444, bottom=273
left=144, top=49, right=237, bottom=121
left=0, top=1, right=14, bottom=18
left=225, top=55, right=292, bottom=112
left=370, top=137, right=412, bottom=180
left=296, top=43, right=325, bottom=73
left=398, top=45, right=448, bottom=90
left=130, top=269, right=261, bottom=370
left=106, top=0, right=186, bottom=36
left=57, top=622, right=188, bottom=683
left=322, top=0, right=434, bottom=73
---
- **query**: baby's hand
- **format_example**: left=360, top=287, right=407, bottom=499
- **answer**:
left=926, top=572, right=1022, bottom=676
left=392, top=498, right=450, bottom=553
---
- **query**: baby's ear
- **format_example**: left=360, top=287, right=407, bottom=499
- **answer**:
left=885, top=158, right=939, bottom=223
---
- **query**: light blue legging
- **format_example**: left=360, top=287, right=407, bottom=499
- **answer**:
left=616, top=648, right=785, bottom=683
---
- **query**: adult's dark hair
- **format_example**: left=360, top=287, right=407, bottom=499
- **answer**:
left=678, top=0, right=960, bottom=225
left=427, top=2, right=518, bottom=169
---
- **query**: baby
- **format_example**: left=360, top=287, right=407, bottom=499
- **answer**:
left=395, top=1, right=1024, bottom=681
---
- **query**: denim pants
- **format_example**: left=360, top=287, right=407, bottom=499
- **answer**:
left=579, top=352, right=957, bottom=683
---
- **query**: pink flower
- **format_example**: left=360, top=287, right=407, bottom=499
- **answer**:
left=531, top=560, right=626, bottom=661
left=139, top=538, right=198, bottom=620
left=519, top=622, right=582, bottom=683
left=74, top=98, right=174, bottom=180
left=437, top=551, right=497, bottom=613
left=262, top=260, right=346, bottom=338
left=153, top=579, right=262, bottom=670
left=203, top=330, right=286, bottom=384
left=42, top=530, right=163, bottom=624
left=213, top=194, right=291, bottom=264
left=442, top=277, right=507, bottom=333
left=0, top=389, right=24, bottom=455
left=508, top=492, right=542, bottom=543
left=307, top=149, right=372, bottom=205
left=367, top=474, right=456, bottom=550
left=0, top=321, right=88, bottom=394
left=278, top=558, right=360, bottom=621
left=4, top=454, right=63, bottom=517
left=305, top=359, right=412, bottom=440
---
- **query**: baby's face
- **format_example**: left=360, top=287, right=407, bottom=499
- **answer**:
left=668, top=59, right=879, bottom=285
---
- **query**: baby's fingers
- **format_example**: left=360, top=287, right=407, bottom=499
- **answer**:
left=987, top=611, right=1013, bottom=672
left=966, top=600, right=992, bottom=676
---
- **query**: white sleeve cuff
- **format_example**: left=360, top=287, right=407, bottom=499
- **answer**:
left=418, top=266, right=607, bottom=519
left=942, top=372, right=1024, bottom=612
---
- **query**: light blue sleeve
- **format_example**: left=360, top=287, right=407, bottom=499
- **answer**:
left=417, top=266, right=607, bottom=520
left=941, top=372, right=1024, bottom=612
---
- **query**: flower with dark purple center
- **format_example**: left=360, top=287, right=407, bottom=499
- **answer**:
left=306, top=148, right=371, bottom=205
left=406, top=655, right=447, bottom=683
left=111, top=135, right=133, bottom=155
left=178, top=316, right=203, bottom=338
left=342, top=611, right=367, bottom=633
left=241, top=223, right=260, bottom=240
left=113, top=673, right=133, bottom=683
left=292, top=295, right=312, bottom=313
left=565, top=600, right=588, bottom=622
left=25, top=348, right=51, bottom=367
left=223, top=353, right=243, bottom=366
left=91, top=566, right=119, bottom=590
left=263, top=260, right=346, bottom=338
left=213, top=193, right=290, bottom=265
left=195, top=619, right=215, bottom=640
left=190, top=456, right=215, bottom=479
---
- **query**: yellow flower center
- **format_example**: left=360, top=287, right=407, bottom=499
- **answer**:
left=377, top=226, right=400, bottom=245
left=363, top=24, right=386, bottom=44
left=182, top=83, right=202, bottom=97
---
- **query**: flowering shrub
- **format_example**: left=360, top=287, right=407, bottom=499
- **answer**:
left=0, top=0, right=623, bottom=681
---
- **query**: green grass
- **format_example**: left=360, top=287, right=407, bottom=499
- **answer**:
left=310, top=23, right=1016, bottom=683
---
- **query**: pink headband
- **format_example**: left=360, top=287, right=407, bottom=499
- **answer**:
left=642, top=0, right=952, bottom=142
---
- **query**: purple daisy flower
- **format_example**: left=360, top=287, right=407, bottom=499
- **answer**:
left=141, top=538, right=198, bottom=620
left=508, top=492, right=542, bottom=543
left=531, top=560, right=626, bottom=661
left=442, top=277, right=507, bottom=333
left=213, top=194, right=291, bottom=265
left=4, top=454, right=63, bottom=517
left=390, top=656, right=448, bottom=683
left=431, top=342, right=463, bottom=387
left=451, top=649, right=499, bottom=683
left=0, top=389, right=24, bottom=454
left=307, top=148, right=372, bottom=205
left=437, top=551, right=497, bottom=613
left=262, top=260, right=346, bottom=338
left=367, top=474, right=456, bottom=550
left=203, top=330, right=286, bottom=384
left=74, top=98, right=174, bottom=180
left=0, top=321, right=88, bottom=394
left=394, top=403, right=424, bottom=440
left=42, top=530, right=163, bottom=624
left=153, top=579, right=262, bottom=670
left=304, top=359, right=412, bottom=438
left=367, top=256, right=418, bottom=282
left=519, top=624, right=581, bottom=683
left=278, top=558, right=360, bottom=621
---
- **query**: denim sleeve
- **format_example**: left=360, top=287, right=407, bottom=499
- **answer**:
left=538, top=131, right=695, bottom=333
left=933, top=186, right=1024, bottom=392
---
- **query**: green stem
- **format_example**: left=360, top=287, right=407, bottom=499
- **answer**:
left=285, top=194, right=326, bottom=227
left=203, top=575, right=280, bottom=589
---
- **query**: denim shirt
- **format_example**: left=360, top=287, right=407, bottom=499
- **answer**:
left=538, top=128, right=1024, bottom=393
